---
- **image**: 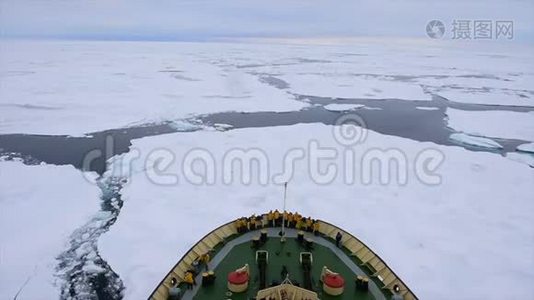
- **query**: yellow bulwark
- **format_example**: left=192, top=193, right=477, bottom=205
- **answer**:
left=149, top=213, right=418, bottom=300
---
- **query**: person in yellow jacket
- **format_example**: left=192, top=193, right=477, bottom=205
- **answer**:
left=200, top=253, right=210, bottom=270
left=294, top=213, right=302, bottom=228
left=267, top=210, right=274, bottom=227
left=237, top=218, right=247, bottom=233
left=236, top=218, right=243, bottom=233
left=247, top=217, right=255, bottom=231
left=184, top=271, right=196, bottom=289
left=255, top=216, right=262, bottom=229
left=281, top=211, right=289, bottom=228
left=296, top=218, right=304, bottom=230
left=312, top=220, right=320, bottom=236
left=301, top=218, right=308, bottom=231
left=287, top=212, right=294, bottom=228
left=273, top=210, right=281, bottom=226
left=305, top=217, right=313, bottom=232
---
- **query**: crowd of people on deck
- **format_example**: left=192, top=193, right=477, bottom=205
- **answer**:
left=235, top=210, right=321, bottom=235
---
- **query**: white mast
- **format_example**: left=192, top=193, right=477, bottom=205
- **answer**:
left=281, top=182, right=287, bottom=242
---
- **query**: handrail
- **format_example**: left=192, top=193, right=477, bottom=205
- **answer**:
left=148, top=213, right=418, bottom=300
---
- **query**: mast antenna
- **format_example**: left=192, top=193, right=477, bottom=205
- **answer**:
left=281, top=182, right=288, bottom=242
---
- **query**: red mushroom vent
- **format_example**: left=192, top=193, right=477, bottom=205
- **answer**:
left=323, top=274, right=345, bottom=288
left=227, top=271, right=249, bottom=285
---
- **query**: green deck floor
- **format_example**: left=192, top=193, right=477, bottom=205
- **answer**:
left=193, top=237, right=376, bottom=300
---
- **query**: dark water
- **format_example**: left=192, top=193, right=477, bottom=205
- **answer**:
left=199, top=96, right=530, bottom=155
left=0, top=123, right=196, bottom=175
left=2, top=96, right=532, bottom=176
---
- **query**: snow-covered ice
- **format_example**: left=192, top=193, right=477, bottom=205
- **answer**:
left=212, top=123, right=234, bottom=131
left=449, top=133, right=503, bottom=149
left=506, top=152, right=534, bottom=167
left=2, top=39, right=534, bottom=136
left=323, top=103, right=365, bottom=111
left=246, top=39, right=534, bottom=106
left=517, top=142, right=534, bottom=153
left=99, top=124, right=534, bottom=299
left=168, top=120, right=201, bottom=132
left=0, top=41, right=306, bottom=136
left=446, top=108, right=534, bottom=142
left=278, top=73, right=431, bottom=100
left=0, top=161, right=100, bottom=299
left=432, top=88, right=534, bottom=107
left=421, top=74, right=534, bottom=107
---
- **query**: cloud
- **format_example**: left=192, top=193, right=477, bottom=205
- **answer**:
left=1, top=0, right=533, bottom=41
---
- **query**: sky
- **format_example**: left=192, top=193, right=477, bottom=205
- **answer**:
left=1, top=0, right=533, bottom=42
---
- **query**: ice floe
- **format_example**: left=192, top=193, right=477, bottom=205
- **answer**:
left=323, top=103, right=365, bottom=111
left=517, top=142, right=534, bottom=153
left=449, top=133, right=503, bottom=149
left=168, top=120, right=201, bottom=132
left=278, top=73, right=431, bottom=100
left=0, top=161, right=100, bottom=299
left=446, top=108, right=534, bottom=141
left=416, top=106, right=440, bottom=111
left=506, top=152, right=534, bottom=167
